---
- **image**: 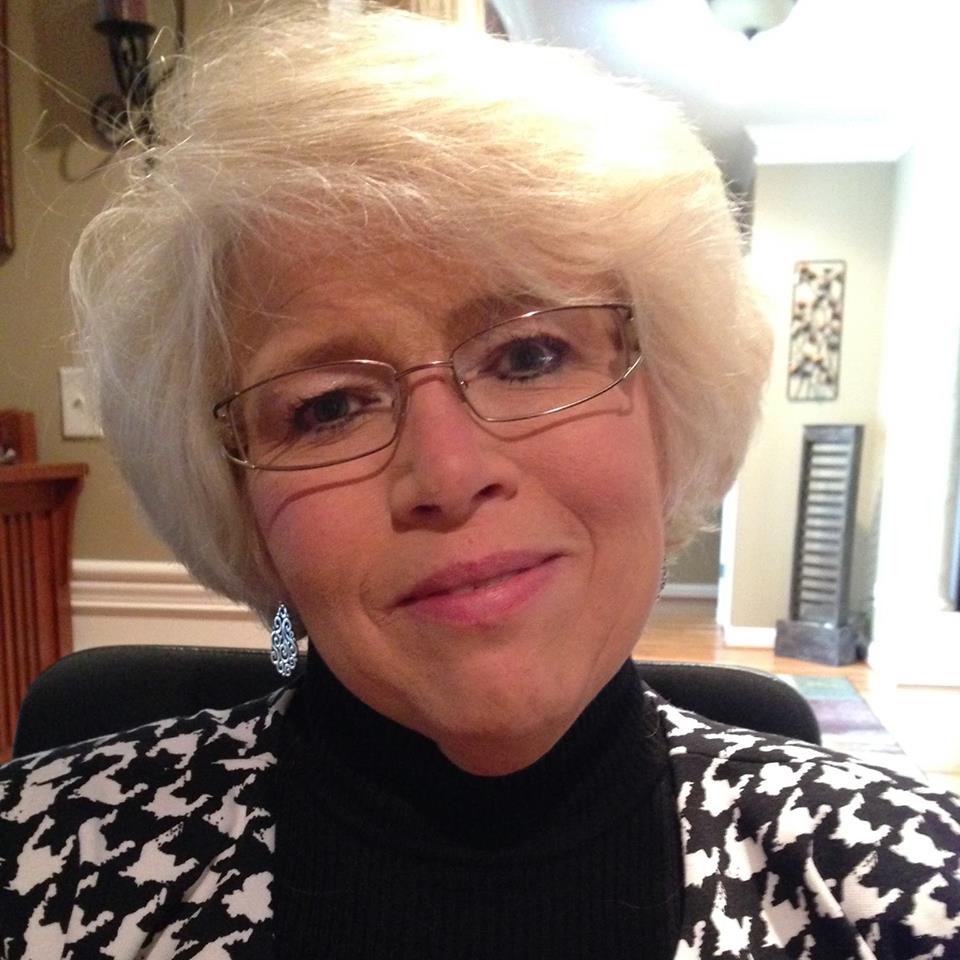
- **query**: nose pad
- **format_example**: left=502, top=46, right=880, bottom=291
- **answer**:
left=388, top=372, right=518, bottom=527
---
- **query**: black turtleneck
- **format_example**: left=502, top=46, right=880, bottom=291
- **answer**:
left=274, top=647, right=683, bottom=958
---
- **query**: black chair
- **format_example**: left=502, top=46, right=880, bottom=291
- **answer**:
left=12, top=645, right=821, bottom=758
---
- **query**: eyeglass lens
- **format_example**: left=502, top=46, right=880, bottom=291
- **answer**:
left=224, top=305, right=635, bottom=470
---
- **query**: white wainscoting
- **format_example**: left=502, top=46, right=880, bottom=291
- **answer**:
left=71, top=560, right=264, bottom=650
left=722, top=626, right=776, bottom=649
left=660, top=582, right=718, bottom=601
left=71, top=561, right=729, bottom=651
left=658, top=581, right=776, bottom=648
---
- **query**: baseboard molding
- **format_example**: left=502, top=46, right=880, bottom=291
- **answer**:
left=74, top=560, right=949, bottom=678
left=72, top=559, right=254, bottom=615
left=660, top=582, right=718, bottom=600
left=722, top=626, right=776, bottom=649
left=74, top=561, right=719, bottom=611
left=71, top=559, right=263, bottom=651
left=68, top=563, right=724, bottom=650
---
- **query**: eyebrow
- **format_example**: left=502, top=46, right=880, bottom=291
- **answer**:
left=444, top=293, right=546, bottom=340
left=247, top=333, right=391, bottom=385
left=246, top=292, right=546, bottom=384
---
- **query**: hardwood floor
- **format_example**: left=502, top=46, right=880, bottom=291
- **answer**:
left=635, top=599, right=960, bottom=797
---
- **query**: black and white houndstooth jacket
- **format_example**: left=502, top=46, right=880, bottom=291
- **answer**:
left=1, top=684, right=958, bottom=959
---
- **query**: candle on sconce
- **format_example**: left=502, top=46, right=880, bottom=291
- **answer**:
left=97, top=0, right=150, bottom=25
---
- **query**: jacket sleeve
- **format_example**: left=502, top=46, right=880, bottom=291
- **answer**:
left=0, top=694, right=286, bottom=960
left=661, top=699, right=960, bottom=960
left=802, top=759, right=960, bottom=958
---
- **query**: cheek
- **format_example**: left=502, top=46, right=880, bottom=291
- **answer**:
left=563, top=389, right=666, bottom=624
left=555, top=388, right=665, bottom=550
left=246, top=473, right=383, bottom=612
left=583, top=443, right=663, bottom=588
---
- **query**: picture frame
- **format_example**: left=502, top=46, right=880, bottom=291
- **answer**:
left=0, top=0, right=13, bottom=253
left=787, top=259, right=846, bottom=402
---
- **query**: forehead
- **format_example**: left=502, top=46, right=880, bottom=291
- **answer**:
left=227, top=243, right=536, bottom=386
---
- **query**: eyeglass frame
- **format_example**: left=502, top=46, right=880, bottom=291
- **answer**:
left=212, top=302, right=642, bottom=472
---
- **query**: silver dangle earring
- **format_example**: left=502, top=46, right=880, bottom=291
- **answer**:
left=658, top=564, right=668, bottom=599
left=270, top=603, right=298, bottom=678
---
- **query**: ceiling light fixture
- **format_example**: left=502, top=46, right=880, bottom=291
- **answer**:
left=706, top=0, right=797, bottom=39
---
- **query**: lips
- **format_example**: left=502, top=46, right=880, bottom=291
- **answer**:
left=396, top=551, right=562, bottom=626
left=399, top=551, right=556, bottom=603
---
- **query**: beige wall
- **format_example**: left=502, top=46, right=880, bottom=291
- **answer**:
left=0, top=8, right=905, bottom=620
left=0, top=1, right=732, bottom=589
left=670, top=525, right=719, bottom=586
left=0, top=0, right=172, bottom=562
left=726, top=162, right=896, bottom=628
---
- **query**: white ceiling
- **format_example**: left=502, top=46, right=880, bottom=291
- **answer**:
left=490, top=0, right=956, bottom=164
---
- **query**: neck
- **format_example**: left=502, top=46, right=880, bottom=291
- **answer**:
left=435, top=726, right=569, bottom=776
left=295, top=649, right=654, bottom=850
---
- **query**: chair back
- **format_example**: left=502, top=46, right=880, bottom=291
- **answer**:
left=12, top=645, right=821, bottom=758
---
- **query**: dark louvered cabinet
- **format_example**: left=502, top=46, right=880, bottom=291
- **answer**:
left=775, top=424, right=864, bottom=665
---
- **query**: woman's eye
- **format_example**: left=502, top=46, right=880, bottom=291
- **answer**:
left=490, top=336, right=570, bottom=380
left=292, top=390, right=364, bottom=434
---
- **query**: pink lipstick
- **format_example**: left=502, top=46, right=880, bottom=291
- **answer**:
left=397, top=551, right=561, bottom=626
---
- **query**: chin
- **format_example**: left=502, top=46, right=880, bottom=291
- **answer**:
left=409, top=660, right=595, bottom=771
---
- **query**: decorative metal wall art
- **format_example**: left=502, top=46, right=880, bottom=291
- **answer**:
left=788, top=260, right=846, bottom=401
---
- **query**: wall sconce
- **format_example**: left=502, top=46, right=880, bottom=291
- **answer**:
left=707, top=0, right=797, bottom=39
left=91, top=0, right=182, bottom=148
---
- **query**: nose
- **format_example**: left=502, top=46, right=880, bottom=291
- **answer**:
left=388, top=368, right=519, bottom=529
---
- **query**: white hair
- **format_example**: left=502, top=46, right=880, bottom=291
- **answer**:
left=72, top=2, right=771, bottom=620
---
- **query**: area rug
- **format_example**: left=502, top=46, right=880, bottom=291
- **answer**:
left=777, top=674, right=925, bottom=782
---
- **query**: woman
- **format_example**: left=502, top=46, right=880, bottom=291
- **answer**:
left=1, top=5, right=958, bottom=958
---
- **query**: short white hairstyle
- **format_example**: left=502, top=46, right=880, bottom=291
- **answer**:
left=72, top=2, right=771, bottom=620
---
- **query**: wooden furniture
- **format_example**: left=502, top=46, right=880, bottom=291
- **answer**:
left=0, top=410, right=37, bottom=463
left=0, top=410, right=86, bottom=758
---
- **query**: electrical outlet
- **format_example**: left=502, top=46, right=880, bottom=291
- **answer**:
left=59, top=367, right=103, bottom=439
